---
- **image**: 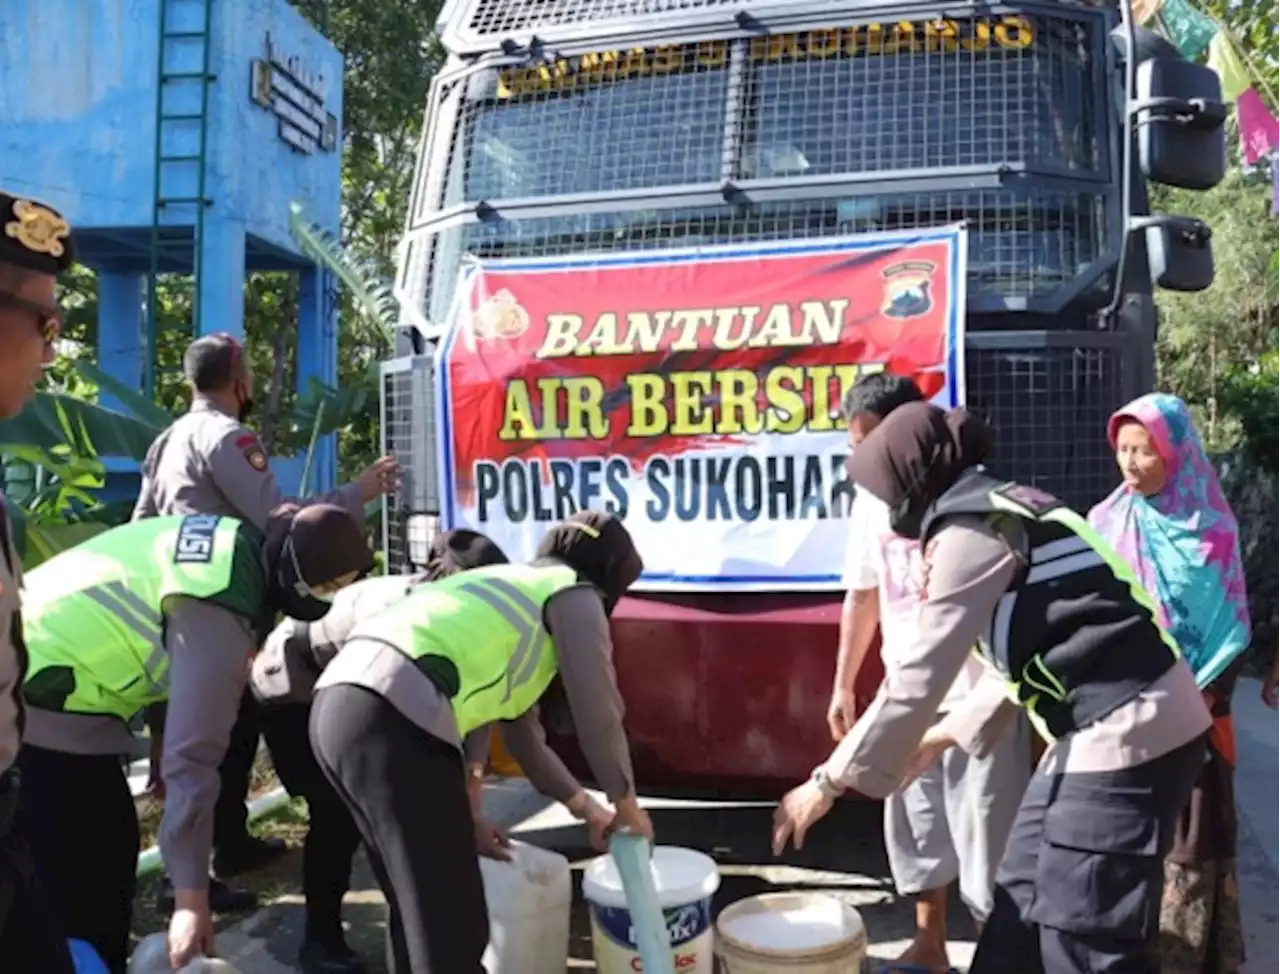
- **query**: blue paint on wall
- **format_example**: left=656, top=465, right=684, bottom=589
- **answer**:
left=0, top=0, right=343, bottom=249
left=0, top=0, right=345, bottom=493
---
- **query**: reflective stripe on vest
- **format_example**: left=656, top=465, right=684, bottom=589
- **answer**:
left=22, top=515, right=260, bottom=721
left=354, top=562, right=579, bottom=736
left=985, top=494, right=1180, bottom=741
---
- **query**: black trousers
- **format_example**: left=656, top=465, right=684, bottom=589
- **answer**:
left=213, top=687, right=262, bottom=853
left=14, top=746, right=139, bottom=974
left=971, top=733, right=1207, bottom=974
left=0, top=772, right=75, bottom=974
left=260, top=701, right=363, bottom=945
left=311, top=684, right=488, bottom=974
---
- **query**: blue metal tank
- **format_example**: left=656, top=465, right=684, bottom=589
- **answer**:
left=0, top=0, right=346, bottom=493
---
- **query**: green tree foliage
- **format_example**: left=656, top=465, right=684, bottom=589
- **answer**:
left=1153, top=172, right=1278, bottom=465
left=1150, top=0, right=1278, bottom=463
left=4, top=0, right=444, bottom=561
left=30, top=0, right=443, bottom=488
left=288, top=0, right=445, bottom=480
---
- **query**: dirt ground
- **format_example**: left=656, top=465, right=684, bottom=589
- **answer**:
left=197, top=793, right=983, bottom=973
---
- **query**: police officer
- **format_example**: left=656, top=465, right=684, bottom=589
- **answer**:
left=14, top=503, right=374, bottom=973
left=310, top=511, right=654, bottom=973
left=771, top=402, right=1210, bottom=974
left=0, top=190, right=77, bottom=971
left=250, top=529, right=513, bottom=974
left=133, top=332, right=399, bottom=909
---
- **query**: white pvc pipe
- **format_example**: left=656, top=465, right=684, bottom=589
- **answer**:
left=135, top=786, right=292, bottom=878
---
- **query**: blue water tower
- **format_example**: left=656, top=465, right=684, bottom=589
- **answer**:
left=0, top=0, right=344, bottom=493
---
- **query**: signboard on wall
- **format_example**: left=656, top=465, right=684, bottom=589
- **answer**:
left=250, top=32, right=337, bottom=155
left=434, top=227, right=968, bottom=592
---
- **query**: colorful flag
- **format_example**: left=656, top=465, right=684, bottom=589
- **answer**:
left=1237, top=88, right=1280, bottom=166
left=1207, top=33, right=1250, bottom=101
left=1160, top=0, right=1218, bottom=59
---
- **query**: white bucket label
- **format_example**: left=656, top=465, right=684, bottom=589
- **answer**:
left=589, top=900, right=714, bottom=972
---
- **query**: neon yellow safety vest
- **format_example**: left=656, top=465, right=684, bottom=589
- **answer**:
left=22, top=515, right=267, bottom=721
left=350, top=561, right=580, bottom=736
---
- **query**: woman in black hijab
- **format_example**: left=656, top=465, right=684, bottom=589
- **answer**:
left=251, top=528, right=508, bottom=974
left=772, top=402, right=1209, bottom=974
left=306, top=511, right=650, bottom=974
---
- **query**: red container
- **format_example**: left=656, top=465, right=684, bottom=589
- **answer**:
left=543, top=592, right=886, bottom=798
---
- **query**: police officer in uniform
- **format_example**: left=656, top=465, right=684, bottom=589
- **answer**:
left=251, top=529, right=513, bottom=974
left=133, top=332, right=399, bottom=910
left=772, top=402, right=1210, bottom=974
left=14, top=503, right=374, bottom=973
left=310, top=511, right=654, bottom=973
left=0, top=190, right=77, bottom=971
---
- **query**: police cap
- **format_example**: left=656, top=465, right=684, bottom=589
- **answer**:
left=0, top=191, right=76, bottom=275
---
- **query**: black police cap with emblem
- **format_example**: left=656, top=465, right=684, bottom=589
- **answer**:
left=0, top=191, right=75, bottom=275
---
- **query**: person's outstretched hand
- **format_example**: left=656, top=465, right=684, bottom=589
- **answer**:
left=900, top=725, right=956, bottom=789
left=605, top=796, right=655, bottom=848
left=168, top=896, right=216, bottom=970
left=474, top=816, right=514, bottom=861
left=772, top=780, right=835, bottom=856
left=355, top=455, right=401, bottom=502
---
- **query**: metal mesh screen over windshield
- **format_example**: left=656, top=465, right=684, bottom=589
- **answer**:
left=738, top=20, right=1098, bottom=176
left=458, top=0, right=1099, bottom=45
left=966, top=343, right=1125, bottom=511
left=423, top=11, right=1109, bottom=320
left=418, top=192, right=1107, bottom=325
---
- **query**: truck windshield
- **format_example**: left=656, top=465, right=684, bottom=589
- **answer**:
left=413, top=13, right=1113, bottom=325
left=465, top=55, right=729, bottom=199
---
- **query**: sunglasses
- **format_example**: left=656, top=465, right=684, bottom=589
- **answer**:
left=0, top=292, right=61, bottom=345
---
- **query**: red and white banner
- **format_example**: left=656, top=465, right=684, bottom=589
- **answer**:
left=435, top=226, right=967, bottom=592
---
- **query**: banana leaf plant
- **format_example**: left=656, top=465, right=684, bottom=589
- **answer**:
left=0, top=362, right=373, bottom=564
left=0, top=210, right=400, bottom=565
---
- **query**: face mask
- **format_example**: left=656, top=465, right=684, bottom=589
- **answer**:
left=270, top=535, right=335, bottom=622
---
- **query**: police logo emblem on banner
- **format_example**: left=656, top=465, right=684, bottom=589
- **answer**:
left=881, top=260, right=936, bottom=319
left=470, top=289, right=530, bottom=341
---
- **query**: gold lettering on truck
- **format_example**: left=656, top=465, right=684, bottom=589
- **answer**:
left=495, top=16, right=1036, bottom=98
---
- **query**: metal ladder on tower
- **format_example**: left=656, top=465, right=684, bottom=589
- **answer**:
left=144, top=0, right=215, bottom=399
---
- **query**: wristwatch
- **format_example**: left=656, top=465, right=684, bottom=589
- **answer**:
left=810, top=765, right=845, bottom=799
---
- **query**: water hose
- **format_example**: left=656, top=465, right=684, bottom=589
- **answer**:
left=607, top=832, right=675, bottom=974
left=134, top=786, right=291, bottom=878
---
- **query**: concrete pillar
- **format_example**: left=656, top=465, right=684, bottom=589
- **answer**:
left=298, top=264, right=338, bottom=493
left=97, top=271, right=145, bottom=413
left=198, top=218, right=245, bottom=339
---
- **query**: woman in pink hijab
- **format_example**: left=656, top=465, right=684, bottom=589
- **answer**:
left=1089, top=393, right=1250, bottom=974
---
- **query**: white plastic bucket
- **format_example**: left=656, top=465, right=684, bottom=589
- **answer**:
left=715, top=893, right=867, bottom=973
left=480, top=841, right=571, bottom=974
left=582, top=846, right=721, bottom=973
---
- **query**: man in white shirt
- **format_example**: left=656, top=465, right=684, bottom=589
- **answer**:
left=827, top=372, right=1030, bottom=973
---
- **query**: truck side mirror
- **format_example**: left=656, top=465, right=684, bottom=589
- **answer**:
left=1131, top=215, right=1214, bottom=292
left=1132, top=58, right=1228, bottom=190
